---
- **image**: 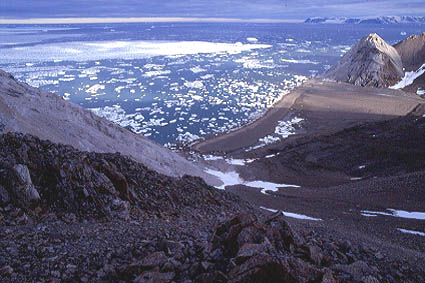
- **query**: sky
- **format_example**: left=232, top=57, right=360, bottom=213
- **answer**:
left=1, top=0, right=424, bottom=21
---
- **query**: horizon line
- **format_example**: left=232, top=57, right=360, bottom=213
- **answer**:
left=0, top=17, right=303, bottom=25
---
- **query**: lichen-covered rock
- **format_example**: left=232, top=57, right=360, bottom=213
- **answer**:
left=12, top=164, right=41, bottom=202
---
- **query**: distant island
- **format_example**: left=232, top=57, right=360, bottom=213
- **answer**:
left=304, top=15, right=425, bottom=24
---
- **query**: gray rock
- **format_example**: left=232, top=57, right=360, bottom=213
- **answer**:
left=111, top=199, right=130, bottom=220
left=0, top=265, right=14, bottom=276
left=12, top=164, right=40, bottom=203
left=134, top=271, right=175, bottom=283
left=308, top=245, right=324, bottom=265
left=333, top=260, right=375, bottom=282
left=0, top=184, right=10, bottom=204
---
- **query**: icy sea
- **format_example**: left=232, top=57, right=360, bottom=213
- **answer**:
left=0, top=23, right=423, bottom=147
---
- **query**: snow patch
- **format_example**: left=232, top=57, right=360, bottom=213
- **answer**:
left=389, top=63, right=425, bottom=89
left=361, top=209, right=425, bottom=220
left=397, top=228, right=425, bottom=236
left=260, top=207, right=322, bottom=221
left=205, top=169, right=299, bottom=194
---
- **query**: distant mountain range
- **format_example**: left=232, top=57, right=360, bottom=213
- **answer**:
left=304, top=16, right=425, bottom=24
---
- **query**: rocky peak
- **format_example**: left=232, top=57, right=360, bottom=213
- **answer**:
left=322, top=33, right=404, bottom=87
left=393, top=32, right=425, bottom=72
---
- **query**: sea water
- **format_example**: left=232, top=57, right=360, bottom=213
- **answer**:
left=0, top=23, right=423, bottom=147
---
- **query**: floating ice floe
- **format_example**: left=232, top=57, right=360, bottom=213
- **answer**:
left=235, top=57, right=275, bottom=69
left=397, top=228, right=425, bottom=236
left=62, top=93, right=71, bottom=100
left=200, top=74, right=214, bottom=80
left=190, top=66, right=207, bottom=73
left=281, top=58, right=319, bottom=65
left=389, top=63, right=425, bottom=89
left=205, top=168, right=299, bottom=194
left=143, top=70, right=171, bottom=78
left=260, top=206, right=322, bottom=221
left=86, top=84, right=105, bottom=95
left=3, top=40, right=272, bottom=63
left=184, top=80, right=204, bottom=88
left=361, top=209, right=425, bottom=220
left=176, top=132, right=201, bottom=145
left=90, top=104, right=144, bottom=133
left=247, top=37, right=259, bottom=43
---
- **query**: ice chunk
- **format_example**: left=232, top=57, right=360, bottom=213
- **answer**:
left=247, top=37, right=259, bottom=43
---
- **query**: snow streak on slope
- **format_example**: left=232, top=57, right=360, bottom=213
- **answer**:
left=389, top=63, right=425, bottom=89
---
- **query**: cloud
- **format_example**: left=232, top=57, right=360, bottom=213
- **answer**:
left=1, top=0, right=424, bottom=19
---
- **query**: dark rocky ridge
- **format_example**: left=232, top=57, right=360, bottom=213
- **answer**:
left=0, top=132, right=245, bottom=224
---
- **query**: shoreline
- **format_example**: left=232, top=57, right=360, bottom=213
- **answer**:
left=190, top=78, right=424, bottom=155
left=190, top=78, right=310, bottom=153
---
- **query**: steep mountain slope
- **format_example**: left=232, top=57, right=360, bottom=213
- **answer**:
left=0, top=69, right=217, bottom=185
left=393, top=33, right=425, bottom=94
left=322, top=34, right=404, bottom=87
left=394, top=32, right=425, bottom=72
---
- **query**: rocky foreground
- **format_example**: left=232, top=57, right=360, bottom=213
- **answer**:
left=0, top=133, right=424, bottom=282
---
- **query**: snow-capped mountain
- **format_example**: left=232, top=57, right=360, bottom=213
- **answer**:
left=305, top=16, right=425, bottom=24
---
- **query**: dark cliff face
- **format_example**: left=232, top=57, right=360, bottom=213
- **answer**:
left=322, top=33, right=404, bottom=88
left=393, top=32, right=425, bottom=72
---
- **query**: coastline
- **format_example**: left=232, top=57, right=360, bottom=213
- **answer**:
left=190, top=78, right=424, bottom=155
left=190, top=78, right=308, bottom=153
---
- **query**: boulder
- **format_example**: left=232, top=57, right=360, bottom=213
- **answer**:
left=228, top=254, right=287, bottom=283
left=12, top=164, right=40, bottom=204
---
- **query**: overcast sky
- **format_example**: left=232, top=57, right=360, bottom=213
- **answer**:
left=1, top=0, right=424, bottom=20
